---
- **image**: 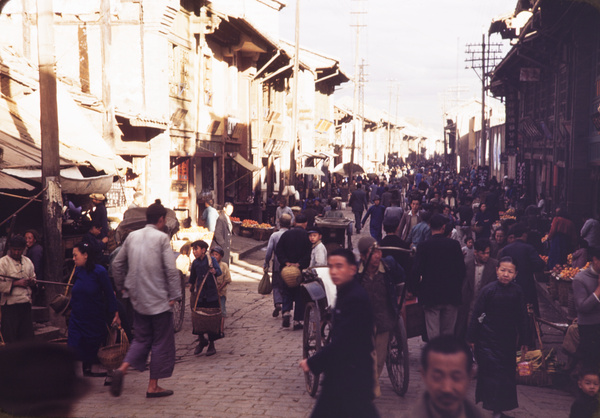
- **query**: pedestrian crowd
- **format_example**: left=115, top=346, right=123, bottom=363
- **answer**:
left=2, top=159, right=600, bottom=418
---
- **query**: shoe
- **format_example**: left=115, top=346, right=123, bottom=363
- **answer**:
left=293, top=321, right=303, bottom=331
left=146, top=389, right=174, bottom=398
left=104, top=376, right=112, bottom=386
left=272, top=304, right=282, bottom=318
left=282, top=314, right=291, bottom=328
left=110, top=370, right=124, bottom=397
left=206, top=342, right=216, bottom=356
left=194, top=338, right=209, bottom=355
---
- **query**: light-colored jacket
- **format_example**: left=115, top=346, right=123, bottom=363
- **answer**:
left=309, top=242, right=328, bottom=268
left=573, top=266, right=600, bottom=326
left=0, top=255, right=35, bottom=305
left=264, top=227, right=288, bottom=271
left=112, top=224, right=181, bottom=316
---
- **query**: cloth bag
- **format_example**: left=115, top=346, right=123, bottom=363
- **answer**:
left=258, top=271, right=272, bottom=295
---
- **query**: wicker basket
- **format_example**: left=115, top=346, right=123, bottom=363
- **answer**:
left=98, top=328, right=129, bottom=371
left=191, top=307, right=222, bottom=335
left=281, top=266, right=302, bottom=288
left=516, top=369, right=553, bottom=387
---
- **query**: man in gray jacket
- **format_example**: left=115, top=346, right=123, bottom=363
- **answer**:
left=573, top=246, right=600, bottom=369
left=110, top=199, right=182, bottom=398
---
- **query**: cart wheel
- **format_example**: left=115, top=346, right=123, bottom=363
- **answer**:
left=303, top=301, right=322, bottom=397
left=386, top=318, right=409, bottom=396
left=172, top=273, right=186, bottom=333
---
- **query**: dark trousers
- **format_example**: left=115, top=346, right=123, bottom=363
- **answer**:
left=272, top=271, right=283, bottom=306
left=311, top=391, right=379, bottom=418
left=1, top=303, right=34, bottom=343
left=577, top=324, right=600, bottom=369
left=353, top=211, right=363, bottom=232
left=124, top=310, right=175, bottom=380
left=281, top=283, right=305, bottom=321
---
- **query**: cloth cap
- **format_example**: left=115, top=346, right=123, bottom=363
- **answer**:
left=210, top=246, right=224, bottom=257
left=9, top=235, right=26, bottom=249
left=307, top=226, right=322, bottom=235
left=358, top=236, right=377, bottom=255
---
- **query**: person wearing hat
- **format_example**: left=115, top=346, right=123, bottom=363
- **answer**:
left=308, top=227, right=327, bottom=269
left=264, top=214, right=292, bottom=318
left=362, top=196, right=386, bottom=241
left=89, top=193, right=109, bottom=240
left=210, top=247, right=231, bottom=318
left=357, top=236, right=404, bottom=398
left=0, top=235, right=36, bottom=343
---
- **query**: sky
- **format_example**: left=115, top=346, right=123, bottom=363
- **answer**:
left=279, top=0, right=516, bottom=136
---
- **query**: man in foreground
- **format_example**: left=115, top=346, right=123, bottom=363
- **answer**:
left=403, top=335, right=484, bottom=418
left=300, top=248, right=379, bottom=417
left=111, top=199, right=182, bottom=398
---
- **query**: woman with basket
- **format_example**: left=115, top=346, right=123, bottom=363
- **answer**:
left=68, top=242, right=120, bottom=377
left=189, top=240, right=222, bottom=356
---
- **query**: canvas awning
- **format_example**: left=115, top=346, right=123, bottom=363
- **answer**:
left=2, top=167, right=114, bottom=194
left=232, top=153, right=260, bottom=172
left=0, top=171, right=34, bottom=190
left=0, top=84, right=129, bottom=175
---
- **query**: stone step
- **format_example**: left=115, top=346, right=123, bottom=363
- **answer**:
left=32, top=306, right=50, bottom=323
left=33, top=324, right=63, bottom=342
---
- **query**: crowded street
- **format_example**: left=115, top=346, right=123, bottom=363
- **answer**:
left=66, top=213, right=574, bottom=417
left=2, top=0, right=600, bottom=417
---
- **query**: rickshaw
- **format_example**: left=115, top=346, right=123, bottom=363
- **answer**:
left=314, top=217, right=353, bottom=251
left=300, top=244, right=416, bottom=398
left=114, top=207, right=186, bottom=333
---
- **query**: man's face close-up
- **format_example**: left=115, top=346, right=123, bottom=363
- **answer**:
left=328, top=255, right=356, bottom=286
left=474, top=247, right=490, bottom=265
left=422, top=351, right=471, bottom=416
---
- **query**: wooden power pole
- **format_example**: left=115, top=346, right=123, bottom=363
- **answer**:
left=289, top=0, right=300, bottom=187
left=37, top=0, right=63, bottom=283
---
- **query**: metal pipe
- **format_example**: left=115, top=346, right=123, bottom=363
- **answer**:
left=260, top=63, right=293, bottom=83
left=314, top=69, right=340, bottom=84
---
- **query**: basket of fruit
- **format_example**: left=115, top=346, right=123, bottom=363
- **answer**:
left=240, top=219, right=258, bottom=238
left=516, top=348, right=556, bottom=387
left=252, top=223, right=275, bottom=241
left=230, top=217, right=241, bottom=235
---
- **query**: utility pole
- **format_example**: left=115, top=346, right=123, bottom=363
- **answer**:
left=37, top=0, right=63, bottom=284
left=465, top=34, right=502, bottom=167
left=386, top=79, right=394, bottom=166
left=349, top=0, right=366, bottom=181
left=289, top=0, right=300, bottom=187
left=101, top=0, right=115, bottom=148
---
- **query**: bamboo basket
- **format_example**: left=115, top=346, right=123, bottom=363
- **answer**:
left=98, top=327, right=129, bottom=371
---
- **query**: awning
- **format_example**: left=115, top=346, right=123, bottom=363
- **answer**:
left=232, top=153, right=260, bottom=172
left=0, top=171, right=34, bottom=190
left=2, top=167, right=114, bottom=194
left=0, top=84, right=129, bottom=175
left=115, top=109, right=168, bottom=130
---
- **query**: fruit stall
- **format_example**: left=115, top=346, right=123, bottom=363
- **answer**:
left=238, top=219, right=275, bottom=241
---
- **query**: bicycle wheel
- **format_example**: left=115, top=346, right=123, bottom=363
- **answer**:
left=303, top=301, right=322, bottom=397
left=386, top=318, right=409, bottom=396
left=172, top=274, right=186, bottom=333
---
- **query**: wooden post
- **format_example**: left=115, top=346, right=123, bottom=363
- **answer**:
left=101, top=0, right=115, bottom=147
left=37, top=0, right=63, bottom=284
left=290, top=0, right=300, bottom=184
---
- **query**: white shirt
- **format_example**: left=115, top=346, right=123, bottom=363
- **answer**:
left=0, top=255, right=35, bottom=305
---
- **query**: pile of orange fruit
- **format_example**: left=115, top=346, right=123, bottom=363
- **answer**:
left=230, top=217, right=241, bottom=223
left=540, top=255, right=548, bottom=264
left=257, top=223, right=273, bottom=229
left=241, top=219, right=258, bottom=227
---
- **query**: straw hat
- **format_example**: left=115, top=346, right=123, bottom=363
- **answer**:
left=281, top=265, right=302, bottom=288
left=89, top=193, right=105, bottom=201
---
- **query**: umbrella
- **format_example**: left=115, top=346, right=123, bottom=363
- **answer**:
left=296, top=166, right=326, bottom=176
left=332, top=162, right=364, bottom=176
left=115, top=207, right=180, bottom=245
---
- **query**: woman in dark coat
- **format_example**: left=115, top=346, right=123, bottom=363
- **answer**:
left=68, top=242, right=120, bottom=376
left=467, top=256, right=528, bottom=418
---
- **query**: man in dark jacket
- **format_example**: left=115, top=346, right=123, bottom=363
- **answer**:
left=380, top=217, right=412, bottom=274
left=349, top=184, right=368, bottom=233
left=212, top=203, right=233, bottom=264
left=411, top=214, right=466, bottom=339
left=498, top=223, right=545, bottom=316
left=455, top=239, right=498, bottom=340
left=275, top=214, right=312, bottom=329
left=300, top=248, right=379, bottom=418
